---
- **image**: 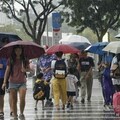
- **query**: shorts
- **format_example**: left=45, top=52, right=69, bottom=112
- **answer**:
left=67, top=91, right=76, bottom=97
left=0, top=78, right=5, bottom=95
left=9, top=82, right=27, bottom=91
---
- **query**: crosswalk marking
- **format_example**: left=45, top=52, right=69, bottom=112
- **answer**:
left=3, top=79, right=120, bottom=120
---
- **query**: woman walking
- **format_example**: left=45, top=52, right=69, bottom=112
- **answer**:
left=2, top=45, right=30, bottom=119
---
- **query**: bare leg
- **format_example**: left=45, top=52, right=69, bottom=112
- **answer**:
left=9, top=92, right=13, bottom=116
left=19, top=88, right=26, bottom=115
left=35, top=100, right=38, bottom=110
left=10, top=89, right=17, bottom=118
left=42, top=100, right=44, bottom=110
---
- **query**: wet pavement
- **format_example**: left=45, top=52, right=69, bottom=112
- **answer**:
left=3, top=77, right=120, bottom=120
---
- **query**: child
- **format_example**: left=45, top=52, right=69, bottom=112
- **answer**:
left=66, top=68, right=78, bottom=109
left=33, top=72, right=48, bottom=110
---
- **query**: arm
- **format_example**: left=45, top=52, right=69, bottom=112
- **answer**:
left=2, top=65, right=10, bottom=90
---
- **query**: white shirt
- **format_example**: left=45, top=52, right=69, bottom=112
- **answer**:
left=110, top=56, right=120, bottom=85
left=66, top=74, right=78, bottom=92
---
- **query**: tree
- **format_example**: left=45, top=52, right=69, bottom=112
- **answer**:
left=61, top=0, right=120, bottom=42
left=0, top=0, right=63, bottom=44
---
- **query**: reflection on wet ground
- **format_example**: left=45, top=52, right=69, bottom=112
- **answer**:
left=3, top=78, right=120, bottom=120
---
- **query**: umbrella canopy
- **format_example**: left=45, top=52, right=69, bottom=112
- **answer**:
left=59, top=35, right=91, bottom=44
left=68, top=42, right=90, bottom=51
left=0, top=40, right=45, bottom=59
left=102, top=41, right=120, bottom=54
left=85, top=42, right=108, bottom=55
left=46, top=44, right=80, bottom=54
left=115, top=33, right=120, bottom=38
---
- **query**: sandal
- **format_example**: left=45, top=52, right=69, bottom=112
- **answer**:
left=0, top=112, right=4, bottom=119
left=10, top=112, right=14, bottom=116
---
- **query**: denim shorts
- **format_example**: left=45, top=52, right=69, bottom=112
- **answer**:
left=9, top=82, right=27, bottom=91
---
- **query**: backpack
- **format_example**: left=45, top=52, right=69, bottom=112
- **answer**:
left=54, top=59, right=67, bottom=79
left=33, top=80, right=46, bottom=100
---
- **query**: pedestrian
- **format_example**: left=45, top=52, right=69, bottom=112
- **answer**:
left=2, top=45, right=31, bottom=120
left=67, top=53, right=80, bottom=102
left=110, top=53, right=120, bottom=92
left=100, top=62, right=115, bottom=110
left=51, top=51, right=68, bottom=110
left=66, top=67, right=78, bottom=109
left=37, top=46, right=56, bottom=107
left=0, top=37, right=9, bottom=119
left=33, top=72, right=48, bottom=110
left=79, top=51, right=94, bottom=104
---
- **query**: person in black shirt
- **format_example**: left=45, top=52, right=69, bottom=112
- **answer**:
left=79, top=51, right=94, bottom=104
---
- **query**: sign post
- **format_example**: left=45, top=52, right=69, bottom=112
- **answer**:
left=52, top=12, right=62, bottom=45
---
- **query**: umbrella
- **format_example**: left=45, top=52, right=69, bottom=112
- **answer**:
left=0, top=40, right=45, bottom=59
left=46, top=44, right=80, bottom=54
left=102, top=41, right=120, bottom=54
left=68, top=42, right=90, bottom=51
left=59, top=35, right=91, bottom=44
left=115, top=33, right=120, bottom=38
left=85, top=42, right=108, bottom=55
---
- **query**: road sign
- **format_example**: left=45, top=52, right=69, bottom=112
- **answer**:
left=52, top=12, right=61, bottom=29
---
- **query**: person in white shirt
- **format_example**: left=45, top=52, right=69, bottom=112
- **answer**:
left=66, top=67, right=78, bottom=109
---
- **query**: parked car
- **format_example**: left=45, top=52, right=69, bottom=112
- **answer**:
left=0, top=32, right=22, bottom=47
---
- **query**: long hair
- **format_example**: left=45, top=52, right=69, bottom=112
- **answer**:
left=9, top=45, right=27, bottom=76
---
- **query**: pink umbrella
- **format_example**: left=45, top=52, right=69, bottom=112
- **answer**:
left=46, top=44, right=80, bottom=54
left=0, top=40, right=45, bottom=59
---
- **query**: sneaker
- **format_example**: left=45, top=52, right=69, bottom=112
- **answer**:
left=49, top=101, right=53, bottom=107
left=34, top=107, right=37, bottom=111
left=81, top=99, right=85, bottom=104
left=19, top=114, right=25, bottom=120
left=0, top=112, right=4, bottom=119
left=103, top=105, right=110, bottom=111
left=67, top=103, right=70, bottom=108
left=45, top=100, right=52, bottom=107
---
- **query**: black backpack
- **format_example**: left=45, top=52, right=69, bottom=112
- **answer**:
left=33, top=80, right=46, bottom=100
left=54, top=59, right=67, bottom=79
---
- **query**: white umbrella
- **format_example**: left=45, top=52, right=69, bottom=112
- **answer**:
left=102, top=41, right=120, bottom=53
left=115, top=33, right=120, bottom=38
left=59, top=35, right=91, bottom=44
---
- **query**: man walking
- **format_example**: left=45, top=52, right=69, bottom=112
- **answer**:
left=79, top=51, right=94, bottom=104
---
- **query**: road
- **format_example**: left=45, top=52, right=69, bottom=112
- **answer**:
left=3, top=77, right=120, bottom=120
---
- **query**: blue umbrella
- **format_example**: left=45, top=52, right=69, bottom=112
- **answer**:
left=85, top=42, right=109, bottom=55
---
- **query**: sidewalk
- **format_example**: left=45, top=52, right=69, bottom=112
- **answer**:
left=3, top=76, right=120, bottom=120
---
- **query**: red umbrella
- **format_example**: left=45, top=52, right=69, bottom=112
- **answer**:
left=46, top=44, right=80, bottom=54
left=0, top=40, right=45, bottom=59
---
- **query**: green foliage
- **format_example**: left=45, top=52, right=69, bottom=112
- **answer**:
left=0, top=0, right=63, bottom=44
left=61, top=0, right=120, bottom=42
left=0, top=24, right=31, bottom=41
